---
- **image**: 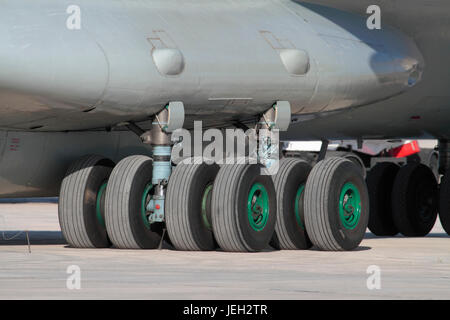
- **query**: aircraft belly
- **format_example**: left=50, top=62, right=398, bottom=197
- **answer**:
left=91, top=0, right=422, bottom=118
left=0, top=0, right=425, bottom=131
left=90, top=0, right=320, bottom=117
left=0, top=2, right=109, bottom=126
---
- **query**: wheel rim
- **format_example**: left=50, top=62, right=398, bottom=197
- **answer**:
left=96, top=181, right=108, bottom=228
left=339, top=182, right=361, bottom=230
left=247, top=183, right=269, bottom=232
left=201, top=184, right=213, bottom=230
left=141, top=183, right=153, bottom=229
left=416, top=185, right=435, bottom=223
left=294, top=184, right=305, bottom=229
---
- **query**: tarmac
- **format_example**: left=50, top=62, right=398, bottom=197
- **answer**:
left=0, top=202, right=449, bottom=300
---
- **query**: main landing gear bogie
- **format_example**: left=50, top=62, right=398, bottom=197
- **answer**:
left=58, top=102, right=374, bottom=252
left=58, top=157, right=372, bottom=253
left=367, top=162, right=440, bottom=238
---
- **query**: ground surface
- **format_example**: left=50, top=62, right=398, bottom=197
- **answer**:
left=0, top=202, right=449, bottom=300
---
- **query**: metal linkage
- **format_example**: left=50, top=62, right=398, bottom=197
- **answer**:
left=439, top=139, right=450, bottom=175
left=257, top=101, right=291, bottom=170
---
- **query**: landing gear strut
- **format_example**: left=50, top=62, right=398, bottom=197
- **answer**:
left=104, top=102, right=185, bottom=249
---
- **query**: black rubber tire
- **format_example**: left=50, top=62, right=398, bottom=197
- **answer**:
left=166, top=160, right=220, bottom=251
left=326, top=151, right=366, bottom=179
left=439, top=174, right=450, bottom=235
left=271, top=158, right=312, bottom=250
left=105, top=155, right=162, bottom=249
left=304, top=157, right=369, bottom=251
left=211, top=164, right=277, bottom=252
left=392, top=163, right=438, bottom=237
left=58, top=155, right=114, bottom=248
left=366, top=163, right=400, bottom=236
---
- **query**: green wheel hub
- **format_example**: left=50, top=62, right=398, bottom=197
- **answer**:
left=201, top=184, right=213, bottom=230
left=141, top=184, right=153, bottom=229
left=247, top=183, right=269, bottom=232
left=96, top=182, right=108, bottom=228
left=294, top=184, right=305, bottom=229
left=339, top=182, right=362, bottom=230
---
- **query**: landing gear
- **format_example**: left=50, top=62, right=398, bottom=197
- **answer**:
left=206, top=103, right=290, bottom=252
left=104, top=103, right=184, bottom=249
left=58, top=155, right=115, bottom=248
left=165, top=160, right=219, bottom=251
left=58, top=100, right=381, bottom=252
left=304, top=157, right=369, bottom=251
left=211, top=164, right=277, bottom=252
left=392, top=163, right=438, bottom=237
left=271, top=158, right=312, bottom=250
left=104, top=155, right=163, bottom=249
left=366, top=163, right=400, bottom=236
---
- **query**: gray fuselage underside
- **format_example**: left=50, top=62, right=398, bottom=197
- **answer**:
left=1, top=0, right=443, bottom=140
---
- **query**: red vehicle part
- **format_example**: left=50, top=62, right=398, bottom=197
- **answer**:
left=388, top=141, right=421, bottom=158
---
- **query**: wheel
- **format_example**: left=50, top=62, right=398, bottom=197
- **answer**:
left=327, top=151, right=366, bottom=179
left=304, top=157, right=369, bottom=251
left=58, top=155, right=114, bottom=248
left=166, top=159, right=219, bottom=251
left=392, top=163, right=438, bottom=237
left=439, top=174, right=450, bottom=235
left=366, top=163, right=400, bottom=236
left=271, top=158, right=312, bottom=250
left=104, top=155, right=162, bottom=249
left=211, top=164, right=277, bottom=252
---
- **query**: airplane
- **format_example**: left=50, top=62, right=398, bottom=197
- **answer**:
left=0, top=0, right=448, bottom=253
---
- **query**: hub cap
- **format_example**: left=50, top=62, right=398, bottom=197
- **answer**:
left=96, top=182, right=108, bottom=228
left=201, top=184, right=213, bottom=230
left=339, top=182, right=361, bottom=230
left=416, top=185, right=435, bottom=223
left=141, top=184, right=153, bottom=229
left=247, top=183, right=269, bottom=232
left=294, top=184, right=305, bottom=229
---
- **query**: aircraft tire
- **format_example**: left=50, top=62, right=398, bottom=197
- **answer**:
left=366, top=163, right=400, bottom=236
left=439, top=174, right=450, bottom=235
left=392, top=163, right=438, bottom=237
left=270, top=158, right=313, bottom=250
left=211, top=163, right=276, bottom=252
left=104, top=155, right=162, bottom=249
left=166, top=160, right=219, bottom=251
left=58, top=155, right=114, bottom=248
left=304, top=157, right=369, bottom=251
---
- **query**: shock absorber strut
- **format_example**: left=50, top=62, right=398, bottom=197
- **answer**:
left=142, top=102, right=185, bottom=223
